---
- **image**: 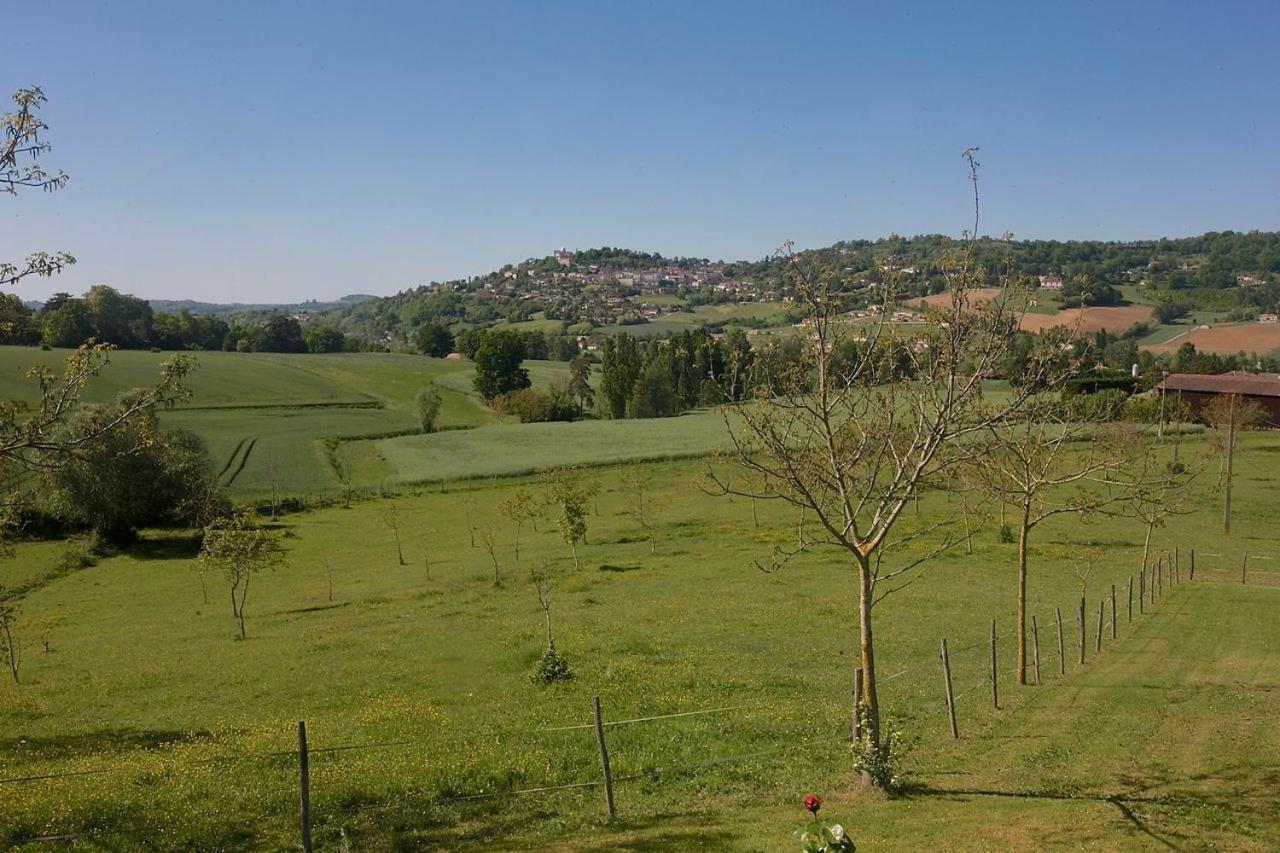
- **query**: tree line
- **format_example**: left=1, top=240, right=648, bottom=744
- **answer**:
left=0, top=286, right=369, bottom=354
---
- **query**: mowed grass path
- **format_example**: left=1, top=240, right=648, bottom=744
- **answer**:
left=2, top=433, right=1279, bottom=848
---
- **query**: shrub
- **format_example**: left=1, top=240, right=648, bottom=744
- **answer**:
left=497, top=386, right=579, bottom=423
left=417, top=383, right=443, bottom=433
left=531, top=644, right=573, bottom=683
left=851, top=706, right=915, bottom=792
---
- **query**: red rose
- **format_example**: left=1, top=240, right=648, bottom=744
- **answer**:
left=804, top=795, right=822, bottom=815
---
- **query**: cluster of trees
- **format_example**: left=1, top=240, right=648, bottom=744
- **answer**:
left=598, top=328, right=754, bottom=419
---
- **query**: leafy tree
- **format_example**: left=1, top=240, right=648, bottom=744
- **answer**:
left=48, top=405, right=220, bottom=546
left=599, top=335, right=641, bottom=418
left=416, top=383, right=443, bottom=433
left=83, top=285, right=153, bottom=348
left=0, top=294, right=38, bottom=345
left=415, top=322, right=454, bottom=357
left=199, top=509, right=284, bottom=639
left=1, top=87, right=74, bottom=289
left=567, top=353, right=594, bottom=410
left=304, top=324, right=346, bottom=353
left=257, top=313, right=307, bottom=353
left=40, top=299, right=91, bottom=348
left=545, top=468, right=598, bottom=570
left=626, top=360, right=680, bottom=418
left=472, top=330, right=530, bottom=399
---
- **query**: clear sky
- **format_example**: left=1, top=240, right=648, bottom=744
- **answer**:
left=4, top=1, right=1279, bottom=303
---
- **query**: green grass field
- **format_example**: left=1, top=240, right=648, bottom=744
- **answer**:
left=2, top=427, right=1279, bottom=849
left=0, top=347, right=574, bottom=500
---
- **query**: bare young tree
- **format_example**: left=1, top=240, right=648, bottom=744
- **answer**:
left=531, top=561, right=556, bottom=650
left=462, top=494, right=477, bottom=547
left=971, top=404, right=1142, bottom=684
left=480, top=524, right=501, bottom=584
left=500, top=488, right=537, bottom=561
left=321, top=551, right=335, bottom=601
left=706, top=151, right=1066, bottom=760
left=620, top=463, right=666, bottom=555
left=380, top=502, right=406, bottom=566
left=1203, top=393, right=1266, bottom=536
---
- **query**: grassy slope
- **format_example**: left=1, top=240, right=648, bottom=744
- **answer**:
left=2, top=432, right=1278, bottom=849
left=0, top=347, right=572, bottom=499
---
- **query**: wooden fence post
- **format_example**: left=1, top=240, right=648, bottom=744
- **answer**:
left=298, top=721, right=313, bottom=853
left=1127, top=576, right=1133, bottom=623
left=1139, top=568, right=1146, bottom=614
left=1055, top=607, right=1065, bottom=676
left=1077, top=597, right=1086, bottom=665
left=1190, top=548, right=1196, bottom=580
left=1095, top=599, right=1104, bottom=654
left=990, top=619, right=999, bottom=710
left=1157, top=556, right=1163, bottom=598
left=592, top=696, right=617, bottom=819
left=1110, top=584, right=1117, bottom=640
left=1242, top=552, right=1248, bottom=585
left=1031, top=615, right=1041, bottom=686
left=1174, top=546, right=1180, bottom=584
left=852, top=668, right=863, bottom=742
left=940, top=639, right=958, bottom=739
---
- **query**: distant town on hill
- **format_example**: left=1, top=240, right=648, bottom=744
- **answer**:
left=5, top=231, right=1280, bottom=357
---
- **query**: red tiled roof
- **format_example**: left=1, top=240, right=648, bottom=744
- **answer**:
left=1158, top=372, right=1280, bottom=398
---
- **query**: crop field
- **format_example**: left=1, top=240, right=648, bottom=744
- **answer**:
left=1142, top=322, right=1280, bottom=356
left=0, top=347, right=571, bottom=499
left=1018, top=304, right=1154, bottom=335
left=2, top=428, right=1280, bottom=849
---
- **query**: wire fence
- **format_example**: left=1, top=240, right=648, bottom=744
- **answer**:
left=1, top=542, right=1268, bottom=848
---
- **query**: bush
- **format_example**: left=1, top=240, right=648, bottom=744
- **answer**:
left=417, top=383, right=443, bottom=433
left=496, top=386, right=579, bottom=423
left=850, top=707, right=915, bottom=792
left=531, top=644, right=573, bottom=683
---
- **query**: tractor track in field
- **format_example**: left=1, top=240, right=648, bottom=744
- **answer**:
left=222, top=437, right=257, bottom=488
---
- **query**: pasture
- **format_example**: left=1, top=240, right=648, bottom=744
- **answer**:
left=2, top=427, right=1280, bottom=850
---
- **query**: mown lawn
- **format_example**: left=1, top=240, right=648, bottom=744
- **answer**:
left=2, top=431, right=1278, bottom=849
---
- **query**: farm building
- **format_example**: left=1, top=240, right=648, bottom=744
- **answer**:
left=1157, top=372, right=1280, bottom=427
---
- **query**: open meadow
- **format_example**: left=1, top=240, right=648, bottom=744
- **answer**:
left=3, top=417, right=1280, bottom=849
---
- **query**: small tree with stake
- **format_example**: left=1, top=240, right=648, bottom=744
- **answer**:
left=1202, top=393, right=1266, bottom=537
left=530, top=561, right=571, bottom=683
left=500, top=489, right=537, bottom=561
left=199, top=509, right=284, bottom=639
left=620, top=463, right=666, bottom=555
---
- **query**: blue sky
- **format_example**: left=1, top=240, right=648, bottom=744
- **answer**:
left=4, top=1, right=1279, bottom=303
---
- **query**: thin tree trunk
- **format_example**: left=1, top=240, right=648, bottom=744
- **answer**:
left=199, top=572, right=208, bottom=605
left=2, top=623, right=18, bottom=683
left=856, top=554, right=880, bottom=765
left=1141, top=519, right=1154, bottom=572
left=513, top=525, right=521, bottom=562
left=571, top=540, right=580, bottom=571
left=1016, top=508, right=1031, bottom=685
left=394, top=527, right=405, bottom=566
left=237, top=574, right=250, bottom=639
